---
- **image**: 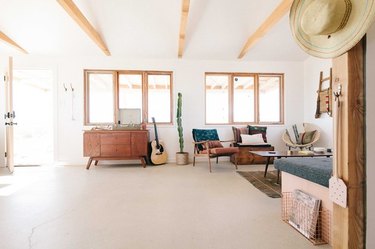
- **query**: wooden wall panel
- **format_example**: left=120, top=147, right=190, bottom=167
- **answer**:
left=332, top=38, right=365, bottom=249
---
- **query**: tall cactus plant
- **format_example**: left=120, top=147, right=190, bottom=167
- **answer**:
left=177, top=92, right=184, bottom=153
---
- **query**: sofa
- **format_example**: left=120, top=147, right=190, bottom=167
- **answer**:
left=230, top=126, right=274, bottom=165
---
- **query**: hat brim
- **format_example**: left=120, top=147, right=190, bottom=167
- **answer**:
left=290, top=0, right=375, bottom=58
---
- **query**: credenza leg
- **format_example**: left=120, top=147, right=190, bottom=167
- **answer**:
left=86, top=158, right=93, bottom=170
left=94, top=160, right=99, bottom=166
left=140, top=157, right=146, bottom=168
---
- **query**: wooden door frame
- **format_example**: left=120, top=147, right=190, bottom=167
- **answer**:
left=5, top=57, right=14, bottom=173
left=332, top=38, right=366, bottom=248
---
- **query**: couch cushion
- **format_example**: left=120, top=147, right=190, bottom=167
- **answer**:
left=274, top=157, right=332, bottom=187
left=202, top=140, right=223, bottom=150
left=297, top=130, right=317, bottom=144
left=286, top=124, right=305, bottom=144
left=232, top=126, right=249, bottom=143
left=240, top=134, right=267, bottom=145
left=248, top=125, right=268, bottom=142
left=200, top=147, right=239, bottom=155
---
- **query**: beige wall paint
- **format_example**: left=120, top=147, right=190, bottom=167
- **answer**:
left=366, top=22, right=375, bottom=249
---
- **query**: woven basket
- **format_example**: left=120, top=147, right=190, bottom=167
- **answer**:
left=176, top=152, right=189, bottom=165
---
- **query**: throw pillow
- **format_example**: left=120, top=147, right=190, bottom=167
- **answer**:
left=286, top=124, right=306, bottom=144
left=232, top=126, right=249, bottom=143
left=248, top=125, right=267, bottom=143
left=192, top=129, right=220, bottom=151
left=202, top=140, right=223, bottom=150
left=240, top=134, right=266, bottom=145
left=297, top=130, right=317, bottom=144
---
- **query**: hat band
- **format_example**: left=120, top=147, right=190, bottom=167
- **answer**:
left=334, top=0, right=352, bottom=33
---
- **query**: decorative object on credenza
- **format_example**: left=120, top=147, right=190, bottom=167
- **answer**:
left=150, top=117, right=168, bottom=165
left=315, top=68, right=332, bottom=118
left=176, top=92, right=189, bottom=165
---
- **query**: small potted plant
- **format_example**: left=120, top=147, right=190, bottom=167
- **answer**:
left=176, top=92, right=189, bottom=165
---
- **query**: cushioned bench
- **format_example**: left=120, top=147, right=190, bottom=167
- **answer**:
left=274, top=157, right=332, bottom=187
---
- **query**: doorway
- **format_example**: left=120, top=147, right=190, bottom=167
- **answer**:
left=12, top=69, right=54, bottom=166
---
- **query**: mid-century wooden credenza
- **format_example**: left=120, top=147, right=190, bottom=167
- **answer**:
left=83, top=130, right=149, bottom=169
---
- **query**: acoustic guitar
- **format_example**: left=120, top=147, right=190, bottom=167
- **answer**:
left=150, top=117, right=168, bottom=165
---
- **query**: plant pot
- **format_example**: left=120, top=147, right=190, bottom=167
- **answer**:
left=176, top=152, right=189, bottom=165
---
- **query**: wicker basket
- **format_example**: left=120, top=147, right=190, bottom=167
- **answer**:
left=176, top=152, right=189, bottom=165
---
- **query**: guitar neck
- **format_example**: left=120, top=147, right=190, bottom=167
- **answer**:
left=152, top=117, right=160, bottom=147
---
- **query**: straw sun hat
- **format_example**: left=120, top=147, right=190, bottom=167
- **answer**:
left=290, top=0, right=375, bottom=58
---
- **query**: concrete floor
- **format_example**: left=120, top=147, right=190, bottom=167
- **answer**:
left=0, top=162, right=331, bottom=249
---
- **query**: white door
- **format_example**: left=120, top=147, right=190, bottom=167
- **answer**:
left=4, top=57, right=15, bottom=173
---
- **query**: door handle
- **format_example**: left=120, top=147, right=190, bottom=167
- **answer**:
left=5, top=122, right=17, bottom=126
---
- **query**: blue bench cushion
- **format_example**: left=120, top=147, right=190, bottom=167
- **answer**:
left=274, top=157, right=332, bottom=187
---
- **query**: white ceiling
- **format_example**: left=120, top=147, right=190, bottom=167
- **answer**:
left=0, top=0, right=308, bottom=61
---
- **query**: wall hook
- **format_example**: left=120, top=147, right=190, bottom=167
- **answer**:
left=333, top=84, right=342, bottom=106
left=63, top=83, right=67, bottom=92
left=70, top=83, right=74, bottom=92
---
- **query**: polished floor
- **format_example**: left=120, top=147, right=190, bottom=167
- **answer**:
left=0, top=162, right=331, bottom=249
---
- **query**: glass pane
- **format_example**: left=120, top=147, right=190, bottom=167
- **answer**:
left=259, top=76, right=281, bottom=122
left=147, top=74, right=171, bottom=123
left=119, top=74, right=142, bottom=123
left=88, top=73, right=114, bottom=123
left=233, top=76, right=255, bottom=122
left=206, top=75, right=229, bottom=123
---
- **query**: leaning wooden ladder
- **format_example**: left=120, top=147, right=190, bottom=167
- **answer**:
left=315, top=68, right=333, bottom=118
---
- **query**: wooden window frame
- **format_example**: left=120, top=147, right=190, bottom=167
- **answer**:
left=84, top=69, right=173, bottom=126
left=84, top=70, right=116, bottom=125
left=205, top=72, right=284, bottom=125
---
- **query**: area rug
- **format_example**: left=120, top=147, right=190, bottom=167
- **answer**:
left=237, top=170, right=281, bottom=198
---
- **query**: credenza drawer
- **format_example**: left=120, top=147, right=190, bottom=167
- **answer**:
left=101, top=133, right=131, bottom=145
left=101, top=145, right=131, bottom=156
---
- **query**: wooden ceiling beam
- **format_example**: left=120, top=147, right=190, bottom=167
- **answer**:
left=57, top=0, right=111, bottom=56
left=0, top=31, right=28, bottom=54
left=238, top=0, right=293, bottom=59
left=178, top=0, right=190, bottom=58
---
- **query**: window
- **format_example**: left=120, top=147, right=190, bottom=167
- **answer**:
left=147, top=74, right=171, bottom=123
left=84, top=70, right=173, bottom=125
left=205, top=75, right=229, bottom=123
left=205, top=73, right=284, bottom=124
left=85, top=71, right=115, bottom=124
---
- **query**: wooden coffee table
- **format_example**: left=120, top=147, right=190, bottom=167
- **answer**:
left=249, top=150, right=333, bottom=179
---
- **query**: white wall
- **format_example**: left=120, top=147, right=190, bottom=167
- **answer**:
left=9, top=56, right=305, bottom=165
left=366, top=22, right=375, bottom=249
left=303, top=57, right=333, bottom=148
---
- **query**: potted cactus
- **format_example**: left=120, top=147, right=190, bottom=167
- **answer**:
left=176, top=92, right=189, bottom=165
